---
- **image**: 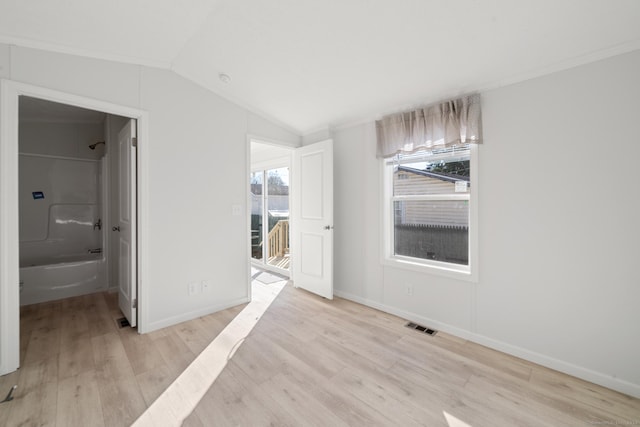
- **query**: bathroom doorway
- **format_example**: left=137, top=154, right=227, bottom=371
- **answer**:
left=18, top=97, right=112, bottom=305
left=0, top=81, right=149, bottom=375
left=17, top=97, right=138, bottom=325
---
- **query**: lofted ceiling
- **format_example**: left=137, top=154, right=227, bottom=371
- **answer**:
left=2, top=0, right=640, bottom=135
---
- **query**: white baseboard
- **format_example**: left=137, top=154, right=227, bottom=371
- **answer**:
left=470, top=333, right=640, bottom=399
left=334, top=289, right=473, bottom=340
left=334, top=289, right=640, bottom=399
left=145, top=296, right=250, bottom=334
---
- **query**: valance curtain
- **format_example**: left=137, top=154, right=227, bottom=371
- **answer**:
left=375, top=93, right=482, bottom=158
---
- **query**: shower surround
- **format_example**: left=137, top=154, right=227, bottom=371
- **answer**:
left=18, top=121, right=108, bottom=305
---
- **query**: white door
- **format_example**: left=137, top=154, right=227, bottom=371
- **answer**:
left=291, top=139, right=333, bottom=299
left=117, top=120, right=137, bottom=327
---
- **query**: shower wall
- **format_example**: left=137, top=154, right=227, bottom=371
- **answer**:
left=19, top=120, right=105, bottom=266
left=19, top=121, right=105, bottom=160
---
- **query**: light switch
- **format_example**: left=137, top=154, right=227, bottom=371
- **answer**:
left=188, top=282, right=200, bottom=296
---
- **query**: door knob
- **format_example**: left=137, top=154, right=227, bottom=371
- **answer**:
left=324, top=225, right=334, bottom=230
left=112, top=226, right=120, bottom=232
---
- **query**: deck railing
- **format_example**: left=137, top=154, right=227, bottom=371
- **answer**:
left=268, top=220, right=289, bottom=258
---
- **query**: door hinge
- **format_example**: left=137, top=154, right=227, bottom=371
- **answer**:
left=132, top=298, right=137, bottom=309
left=132, top=137, right=138, bottom=147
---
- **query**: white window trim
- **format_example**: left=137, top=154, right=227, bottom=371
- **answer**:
left=380, top=144, right=479, bottom=282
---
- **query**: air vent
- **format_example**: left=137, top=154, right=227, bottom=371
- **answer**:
left=116, top=317, right=130, bottom=328
left=406, top=321, right=437, bottom=336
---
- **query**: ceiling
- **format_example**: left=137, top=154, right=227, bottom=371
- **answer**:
left=2, top=0, right=640, bottom=135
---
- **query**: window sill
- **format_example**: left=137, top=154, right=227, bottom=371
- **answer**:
left=382, top=256, right=477, bottom=283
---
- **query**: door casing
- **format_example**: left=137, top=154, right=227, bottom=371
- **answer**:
left=246, top=136, right=299, bottom=299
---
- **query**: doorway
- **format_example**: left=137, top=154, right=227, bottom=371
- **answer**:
left=247, top=138, right=335, bottom=301
left=0, top=81, right=149, bottom=375
left=250, top=141, right=292, bottom=276
left=18, top=97, right=111, bottom=305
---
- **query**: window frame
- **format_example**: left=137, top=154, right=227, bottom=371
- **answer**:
left=380, top=144, right=479, bottom=282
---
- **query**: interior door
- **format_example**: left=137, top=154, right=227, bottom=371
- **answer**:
left=291, top=139, right=333, bottom=299
left=117, top=120, right=137, bottom=327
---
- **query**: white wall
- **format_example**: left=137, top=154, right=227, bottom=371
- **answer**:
left=248, top=113, right=299, bottom=147
left=1, top=44, right=300, bottom=333
left=140, top=67, right=251, bottom=327
left=251, top=144, right=292, bottom=165
left=19, top=120, right=105, bottom=159
left=0, top=43, right=9, bottom=79
left=19, top=155, right=100, bottom=255
left=332, top=50, right=640, bottom=398
left=18, top=119, right=104, bottom=246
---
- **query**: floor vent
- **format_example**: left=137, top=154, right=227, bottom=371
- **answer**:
left=406, top=321, right=437, bottom=336
left=116, top=317, right=130, bottom=328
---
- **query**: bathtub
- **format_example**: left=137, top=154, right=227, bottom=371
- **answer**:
left=18, top=153, right=108, bottom=306
left=19, top=254, right=107, bottom=306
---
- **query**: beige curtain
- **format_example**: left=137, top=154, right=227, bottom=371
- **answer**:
left=375, top=94, right=482, bottom=158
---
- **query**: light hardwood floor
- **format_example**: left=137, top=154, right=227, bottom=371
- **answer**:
left=1, top=284, right=639, bottom=426
left=184, top=284, right=640, bottom=427
left=0, top=291, right=245, bottom=427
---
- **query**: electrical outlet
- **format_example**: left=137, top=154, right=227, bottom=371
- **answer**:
left=231, top=204, right=242, bottom=216
left=188, top=282, right=200, bottom=296
left=201, top=280, right=212, bottom=293
left=406, top=285, right=413, bottom=296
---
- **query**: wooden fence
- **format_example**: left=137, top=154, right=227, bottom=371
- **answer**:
left=394, top=224, right=468, bottom=265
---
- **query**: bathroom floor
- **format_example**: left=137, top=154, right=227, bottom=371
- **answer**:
left=0, top=291, right=246, bottom=426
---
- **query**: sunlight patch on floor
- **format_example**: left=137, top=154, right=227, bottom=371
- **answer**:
left=132, top=279, right=287, bottom=427
left=444, top=411, right=473, bottom=427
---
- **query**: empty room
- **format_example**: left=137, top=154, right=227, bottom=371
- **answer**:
left=0, top=1, right=639, bottom=426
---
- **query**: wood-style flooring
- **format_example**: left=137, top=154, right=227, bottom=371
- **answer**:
left=0, top=291, right=244, bottom=427
left=184, top=284, right=640, bottom=426
left=1, top=284, right=639, bottom=426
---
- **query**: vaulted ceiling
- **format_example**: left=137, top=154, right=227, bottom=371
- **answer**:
left=2, top=0, right=639, bottom=135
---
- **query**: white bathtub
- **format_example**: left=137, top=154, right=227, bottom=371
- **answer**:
left=19, top=254, right=107, bottom=306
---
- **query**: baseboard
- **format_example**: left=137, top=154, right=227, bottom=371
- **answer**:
left=334, top=289, right=474, bottom=340
left=145, top=296, right=250, bottom=334
left=333, top=289, right=640, bottom=399
left=469, top=333, right=640, bottom=399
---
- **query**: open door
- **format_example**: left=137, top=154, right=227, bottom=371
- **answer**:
left=291, top=139, right=333, bottom=299
left=117, top=120, right=137, bottom=327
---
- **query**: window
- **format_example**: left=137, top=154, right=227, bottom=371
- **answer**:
left=383, top=144, right=476, bottom=278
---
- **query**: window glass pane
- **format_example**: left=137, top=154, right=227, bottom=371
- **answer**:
left=266, top=167, right=290, bottom=268
left=394, top=200, right=469, bottom=265
left=250, top=171, right=263, bottom=260
left=393, top=145, right=470, bottom=196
